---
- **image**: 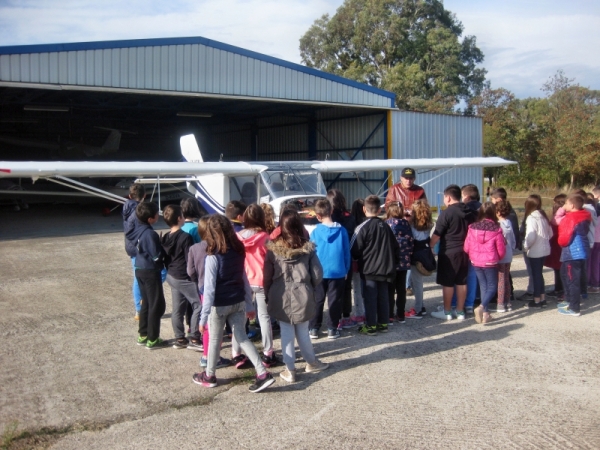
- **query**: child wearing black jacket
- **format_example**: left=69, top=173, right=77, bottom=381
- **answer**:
left=351, top=195, right=400, bottom=335
left=161, top=205, right=202, bottom=351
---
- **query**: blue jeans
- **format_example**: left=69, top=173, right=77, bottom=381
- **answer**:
left=131, top=257, right=142, bottom=312
left=529, top=256, right=545, bottom=297
left=452, top=262, right=478, bottom=309
left=474, top=267, right=498, bottom=312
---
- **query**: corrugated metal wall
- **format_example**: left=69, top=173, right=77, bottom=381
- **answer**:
left=0, top=44, right=391, bottom=107
left=316, top=113, right=387, bottom=203
left=390, top=111, right=484, bottom=210
left=204, top=112, right=387, bottom=203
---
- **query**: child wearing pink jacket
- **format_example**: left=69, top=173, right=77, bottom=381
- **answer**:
left=464, top=202, right=506, bottom=325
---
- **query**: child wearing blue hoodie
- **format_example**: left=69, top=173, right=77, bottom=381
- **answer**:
left=309, top=199, right=351, bottom=339
left=127, top=202, right=167, bottom=350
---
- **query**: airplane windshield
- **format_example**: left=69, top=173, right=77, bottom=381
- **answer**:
left=260, top=168, right=326, bottom=199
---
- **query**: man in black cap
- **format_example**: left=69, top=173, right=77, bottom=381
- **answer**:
left=385, top=167, right=427, bottom=216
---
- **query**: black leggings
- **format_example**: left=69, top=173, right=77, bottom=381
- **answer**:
left=388, top=270, right=408, bottom=319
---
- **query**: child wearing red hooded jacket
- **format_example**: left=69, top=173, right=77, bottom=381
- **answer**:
left=557, top=194, right=591, bottom=316
left=237, top=204, right=280, bottom=367
left=464, top=202, right=506, bottom=325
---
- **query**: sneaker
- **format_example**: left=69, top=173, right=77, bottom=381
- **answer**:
left=527, top=300, right=543, bottom=308
left=172, top=337, right=189, bottom=349
left=199, top=356, right=207, bottom=367
left=261, top=353, right=283, bottom=368
left=358, top=324, right=377, bottom=336
left=249, top=373, right=275, bottom=393
left=540, top=300, right=548, bottom=307
left=465, top=306, right=474, bottom=314
left=388, top=317, right=395, bottom=325
left=455, top=311, right=466, bottom=321
left=146, top=337, right=168, bottom=350
left=582, top=293, right=588, bottom=300
left=350, top=315, right=365, bottom=325
left=187, top=339, right=203, bottom=352
left=431, top=310, right=452, bottom=321
left=507, top=303, right=513, bottom=311
left=215, top=357, right=232, bottom=369
left=406, top=288, right=414, bottom=296
left=474, top=306, right=483, bottom=324
left=280, top=368, right=296, bottom=383
left=405, top=308, right=423, bottom=319
left=134, top=312, right=140, bottom=321
left=247, top=329, right=260, bottom=341
left=558, top=308, right=581, bottom=317
left=496, top=304, right=507, bottom=313
left=588, top=286, right=600, bottom=294
left=306, top=359, right=329, bottom=373
left=557, top=301, right=569, bottom=309
left=420, top=307, right=427, bottom=316
left=339, top=317, right=355, bottom=329
left=395, top=315, right=406, bottom=324
left=192, top=371, right=217, bottom=388
left=377, top=323, right=389, bottom=333
left=545, top=290, right=560, bottom=297
left=328, top=328, right=341, bottom=339
left=309, top=328, right=319, bottom=339
left=520, top=293, right=534, bottom=301
left=232, top=355, right=251, bottom=369
left=137, top=336, right=148, bottom=346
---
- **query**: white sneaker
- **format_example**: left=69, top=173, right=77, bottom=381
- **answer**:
left=431, top=310, right=452, bottom=320
left=280, top=368, right=296, bottom=382
left=455, top=312, right=466, bottom=321
left=306, top=359, right=329, bottom=373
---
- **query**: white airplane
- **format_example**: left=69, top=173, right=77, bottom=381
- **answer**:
left=0, top=134, right=515, bottom=221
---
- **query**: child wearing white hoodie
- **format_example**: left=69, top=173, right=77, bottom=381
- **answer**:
left=496, top=200, right=516, bottom=312
left=523, top=195, right=553, bottom=308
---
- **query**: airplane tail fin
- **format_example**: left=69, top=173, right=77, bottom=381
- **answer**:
left=180, top=134, right=204, bottom=163
left=101, top=130, right=121, bottom=152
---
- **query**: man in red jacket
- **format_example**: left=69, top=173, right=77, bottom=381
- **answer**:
left=385, top=168, right=427, bottom=216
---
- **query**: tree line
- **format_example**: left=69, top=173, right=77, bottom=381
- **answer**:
left=300, top=0, right=600, bottom=189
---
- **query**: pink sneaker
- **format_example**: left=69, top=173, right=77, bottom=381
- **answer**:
left=339, top=318, right=356, bottom=329
left=351, top=315, right=365, bottom=325
left=405, top=308, right=423, bottom=319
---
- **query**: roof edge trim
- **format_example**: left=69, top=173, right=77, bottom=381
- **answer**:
left=0, top=81, right=396, bottom=111
left=0, top=36, right=396, bottom=102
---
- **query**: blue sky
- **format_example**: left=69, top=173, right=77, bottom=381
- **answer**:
left=0, top=0, right=598, bottom=99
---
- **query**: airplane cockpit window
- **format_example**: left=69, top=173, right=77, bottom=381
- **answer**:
left=261, top=167, right=326, bottom=199
left=229, top=176, right=268, bottom=205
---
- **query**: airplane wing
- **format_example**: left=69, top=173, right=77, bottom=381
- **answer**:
left=0, top=161, right=269, bottom=179
left=311, top=157, right=515, bottom=173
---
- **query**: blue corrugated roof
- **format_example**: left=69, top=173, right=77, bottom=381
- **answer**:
left=0, top=36, right=395, bottom=104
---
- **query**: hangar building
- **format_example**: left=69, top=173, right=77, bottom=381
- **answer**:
left=0, top=36, right=483, bottom=204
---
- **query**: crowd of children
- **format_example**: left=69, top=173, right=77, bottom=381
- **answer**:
left=122, top=179, right=600, bottom=392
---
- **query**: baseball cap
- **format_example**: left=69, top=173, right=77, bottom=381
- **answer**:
left=401, top=168, right=416, bottom=179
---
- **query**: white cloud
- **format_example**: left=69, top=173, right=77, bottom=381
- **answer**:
left=448, top=2, right=600, bottom=97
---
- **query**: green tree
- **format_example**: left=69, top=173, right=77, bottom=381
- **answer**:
left=300, top=0, right=486, bottom=113
left=539, top=71, right=600, bottom=188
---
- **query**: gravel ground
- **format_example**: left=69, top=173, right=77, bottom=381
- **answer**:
left=1, top=204, right=599, bottom=449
